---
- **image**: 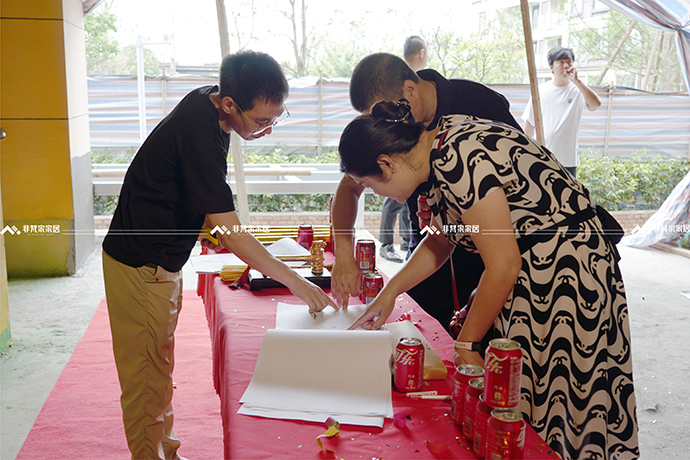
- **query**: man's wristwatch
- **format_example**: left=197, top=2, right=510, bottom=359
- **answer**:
left=454, top=341, right=483, bottom=353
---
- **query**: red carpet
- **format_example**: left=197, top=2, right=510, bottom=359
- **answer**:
left=17, top=291, right=223, bottom=460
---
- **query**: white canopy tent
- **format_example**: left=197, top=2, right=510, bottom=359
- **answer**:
left=601, top=0, right=690, bottom=94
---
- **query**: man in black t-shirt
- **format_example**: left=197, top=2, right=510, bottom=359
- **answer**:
left=331, top=53, right=523, bottom=331
left=103, top=51, right=334, bottom=460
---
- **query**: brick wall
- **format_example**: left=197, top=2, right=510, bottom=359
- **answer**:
left=610, top=210, right=657, bottom=235
left=95, top=209, right=655, bottom=241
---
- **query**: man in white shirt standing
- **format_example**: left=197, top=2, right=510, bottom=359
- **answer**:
left=522, top=46, right=601, bottom=177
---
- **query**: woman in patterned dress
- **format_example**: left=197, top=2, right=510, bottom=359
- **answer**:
left=341, top=100, right=639, bottom=460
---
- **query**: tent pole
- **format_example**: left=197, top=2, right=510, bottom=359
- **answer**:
left=520, top=0, right=545, bottom=144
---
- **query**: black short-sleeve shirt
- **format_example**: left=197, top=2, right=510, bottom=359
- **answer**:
left=103, top=85, right=235, bottom=272
left=407, top=70, right=523, bottom=249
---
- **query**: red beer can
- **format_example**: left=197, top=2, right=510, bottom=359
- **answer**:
left=484, top=338, right=523, bottom=408
left=462, top=377, right=484, bottom=442
left=355, top=239, right=376, bottom=271
left=393, top=337, right=425, bottom=392
left=485, top=408, right=526, bottom=460
left=472, top=394, right=493, bottom=458
left=359, top=270, right=373, bottom=303
left=451, top=364, right=484, bottom=425
left=297, top=223, right=314, bottom=249
left=363, top=272, right=383, bottom=304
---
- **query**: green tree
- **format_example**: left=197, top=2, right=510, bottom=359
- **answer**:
left=425, top=8, right=527, bottom=83
left=119, top=45, right=162, bottom=75
left=84, top=2, right=120, bottom=74
left=311, top=18, right=376, bottom=79
left=569, top=10, right=684, bottom=92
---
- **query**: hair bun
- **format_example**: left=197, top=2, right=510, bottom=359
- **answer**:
left=371, top=99, right=414, bottom=124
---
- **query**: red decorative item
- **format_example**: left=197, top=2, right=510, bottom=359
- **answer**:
left=484, top=339, right=523, bottom=408
left=397, top=312, right=412, bottom=322
left=393, top=337, right=425, bottom=392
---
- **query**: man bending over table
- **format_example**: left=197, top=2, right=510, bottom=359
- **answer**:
left=102, top=50, right=335, bottom=460
left=331, top=52, right=522, bottom=331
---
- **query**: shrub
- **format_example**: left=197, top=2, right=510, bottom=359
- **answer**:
left=577, top=150, right=689, bottom=211
left=93, top=148, right=688, bottom=215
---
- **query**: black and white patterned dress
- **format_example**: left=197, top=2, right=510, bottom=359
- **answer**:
left=425, top=115, right=639, bottom=460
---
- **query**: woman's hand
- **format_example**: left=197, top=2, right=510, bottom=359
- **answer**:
left=200, top=237, right=224, bottom=253
left=417, top=196, right=432, bottom=229
left=347, top=291, right=396, bottom=330
left=453, top=348, right=484, bottom=368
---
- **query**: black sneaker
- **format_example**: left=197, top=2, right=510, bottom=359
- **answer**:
left=400, top=240, right=410, bottom=252
left=380, top=244, right=403, bottom=263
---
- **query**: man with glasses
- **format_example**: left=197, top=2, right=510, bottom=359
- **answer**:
left=102, top=50, right=334, bottom=460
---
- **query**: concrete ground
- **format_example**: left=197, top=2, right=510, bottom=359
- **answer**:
left=1, top=233, right=689, bottom=459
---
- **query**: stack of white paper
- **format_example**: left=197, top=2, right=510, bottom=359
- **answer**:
left=238, top=329, right=394, bottom=427
left=190, top=237, right=309, bottom=273
left=275, top=302, right=370, bottom=330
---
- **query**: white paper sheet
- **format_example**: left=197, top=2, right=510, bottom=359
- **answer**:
left=237, top=406, right=385, bottom=428
left=190, top=237, right=310, bottom=273
left=239, top=329, right=393, bottom=427
left=275, top=302, right=369, bottom=330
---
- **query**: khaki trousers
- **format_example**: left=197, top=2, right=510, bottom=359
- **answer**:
left=103, top=252, right=183, bottom=460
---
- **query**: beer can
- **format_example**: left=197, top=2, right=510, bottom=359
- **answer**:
left=393, top=337, right=425, bottom=392
left=355, top=239, right=376, bottom=271
left=451, top=364, right=484, bottom=425
left=485, top=408, right=526, bottom=460
left=484, top=338, right=523, bottom=408
left=359, top=270, right=373, bottom=303
left=297, top=223, right=314, bottom=249
left=462, top=377, right=484, bottom=442
left=472, top=394, right=492, bottom=458
left=363, top=272, right=383, bottom=304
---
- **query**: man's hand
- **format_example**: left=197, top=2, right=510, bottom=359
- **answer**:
left=330, top=255, right=360, bottom=309
left=564, top=62, right=578, bottom=82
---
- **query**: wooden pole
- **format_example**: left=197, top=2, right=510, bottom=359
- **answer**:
left=216, top=0, right=250, bottom=222
left=642, top=29, right=662, bottom=91
left=604, top=82, right=614, bottom=156
left=317, top=74, right=323, bottom=156
left=216, top=0, right=230, bottom=58
left=596, top=20, right=636, bottom=86
left=520, top=0, right=544, bottom=144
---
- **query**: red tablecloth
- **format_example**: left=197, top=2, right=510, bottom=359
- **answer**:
left=196, top=260, right=556, bottom=459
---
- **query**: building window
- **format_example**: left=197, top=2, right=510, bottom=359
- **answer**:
left=479, top=11, right=487, bottom=33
